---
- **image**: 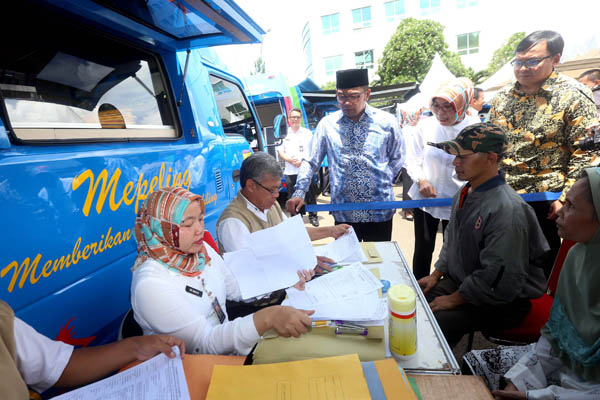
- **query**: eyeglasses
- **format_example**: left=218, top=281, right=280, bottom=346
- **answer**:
left=431, top=102, right=455, bottom=113
left=289, top=116, right=301, bottom=120
left=251, top=178, right=281, bottom=195
left=510, top=55, right=552, bottom=69
left=336, top=92, right=364, bottom=103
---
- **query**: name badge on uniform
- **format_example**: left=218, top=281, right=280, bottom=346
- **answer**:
left=211, top=297, right=226, bottom=324
left=185, top=285, right=203, bottom=297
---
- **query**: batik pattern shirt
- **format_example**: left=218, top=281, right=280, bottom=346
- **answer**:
left=292, top=105, right=405, bottom=223
left=490, top=72, right=599, bottom=200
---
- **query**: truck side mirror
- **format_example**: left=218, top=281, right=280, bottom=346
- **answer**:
left=273, top=114, right=288, bottom=140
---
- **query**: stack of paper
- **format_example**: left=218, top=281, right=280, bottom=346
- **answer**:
left=314, top=226, right=367, bottom=263
left=223, top=215, right=317, bottom=299
left=51, top=347, right=190, bottom=400
left=284, top=262, right=386, bottom=321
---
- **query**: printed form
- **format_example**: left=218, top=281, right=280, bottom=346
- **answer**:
left=50, top=347, right=190, bottom=400
left=285, top=263, right=382, bottom=306
left=313, top=227, right=367, bottom=263
left=223, top=215, right=317, bottom=299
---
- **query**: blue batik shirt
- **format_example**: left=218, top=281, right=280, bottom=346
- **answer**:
left=292, top=105, right=405, bottom=223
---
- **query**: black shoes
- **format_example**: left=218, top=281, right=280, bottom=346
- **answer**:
left=309, top=214, right=319, bottom=227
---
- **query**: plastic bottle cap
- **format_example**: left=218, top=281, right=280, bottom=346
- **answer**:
left=388, top=284, right=416, bottom=313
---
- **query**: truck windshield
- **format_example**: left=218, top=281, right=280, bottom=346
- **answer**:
left=0, top=5, right=176, bottom=141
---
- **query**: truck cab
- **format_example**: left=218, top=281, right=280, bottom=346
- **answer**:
left=0, top=0, right=264, bottom=346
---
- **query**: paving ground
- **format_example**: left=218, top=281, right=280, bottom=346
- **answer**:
left=295, top=183, right=497, bottom=364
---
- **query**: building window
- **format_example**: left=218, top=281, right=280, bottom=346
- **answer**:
left=352, top=6, right=372, bottom=29
left=385, top=0, right=405, bottom=22
left=321, top=13, right=340, bottom=35
left=324, top=55, right=343, bottom=78
left=355, top=50, right=374, bottom=69
left=457, top=0, right=478, bottom=8
left=420, top=0, right=440, bottom=15
left=457, top=32, right=479, bottom=55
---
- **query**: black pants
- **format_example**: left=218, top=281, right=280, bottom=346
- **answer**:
left=286, top=174, right=317, bottom=217
left=225, top=290, right=286, bottom=320
left=334, top=218, right=393, bottom=242
left=412, top=208, right=449, bottom=280
left=528, top=200, right=561, bottom=279
left=425, top=276, right=531, bottom=348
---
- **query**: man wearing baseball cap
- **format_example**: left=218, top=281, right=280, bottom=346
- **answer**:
left=418, top=122, right=549, bottom=347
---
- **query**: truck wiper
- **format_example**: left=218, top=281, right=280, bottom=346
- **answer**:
left=178, top=49, right=191, bottom=107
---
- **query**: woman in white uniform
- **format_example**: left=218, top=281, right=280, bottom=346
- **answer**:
left=130, top=187, right=314, bottom=356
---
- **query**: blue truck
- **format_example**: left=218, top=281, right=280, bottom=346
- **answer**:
left=0, top=0, right=273, bottom=348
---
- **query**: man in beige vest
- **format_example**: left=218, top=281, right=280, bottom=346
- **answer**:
left=217, top=152, right=348, bottom=319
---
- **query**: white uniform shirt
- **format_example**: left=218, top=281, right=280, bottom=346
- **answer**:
left=280, top=126, right=313, bottom=175
left=406, top=115, right=480, bottom=220
left=217, top=192, right=287, bottom=253
left=131, top=245, right=260, bottom=356
left=14, top=318, right=74, bottom=393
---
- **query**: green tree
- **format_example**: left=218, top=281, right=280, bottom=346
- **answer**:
left=251, top=56, right=266, bottom=75
left=320, top=81, right=336, bottom=90
left=377, top=18, right=471, bottom=85
left=487, top=32, right=526, bottom=76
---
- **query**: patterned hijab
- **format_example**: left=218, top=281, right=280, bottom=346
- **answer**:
left=431, top=77, right=474, bottom=124
left=543, top=167, right=600, bottom=381
left=132, top=187, right=210, bottom=277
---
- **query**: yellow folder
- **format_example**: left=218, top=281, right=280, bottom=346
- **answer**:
left=206, top=354, right=371, bottom=400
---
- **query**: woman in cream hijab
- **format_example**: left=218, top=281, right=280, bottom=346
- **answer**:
left=464, top=167, right=600, bottom=399
left=405, top=77, right=480, bottom=279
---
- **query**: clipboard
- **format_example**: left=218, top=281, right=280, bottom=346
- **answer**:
left=361, top=242, right=383, bottom=263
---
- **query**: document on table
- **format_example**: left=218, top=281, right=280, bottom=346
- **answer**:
left=223, top=215, right=317, bottom=299
left=301, top=292, right=388, bottom=321
left=314, top=227, right=368, bottom=263
left=50, top=347, right=190, bottom=400
left=206, top=354, right=371, bottom=399
left=285, top=262, right=382, bottom=307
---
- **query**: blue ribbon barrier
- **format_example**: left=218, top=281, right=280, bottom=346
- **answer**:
left=304, top=191, right=561, bottom=212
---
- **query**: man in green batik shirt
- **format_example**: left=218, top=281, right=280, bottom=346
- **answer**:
left=490, top=30, right=599, bottom=278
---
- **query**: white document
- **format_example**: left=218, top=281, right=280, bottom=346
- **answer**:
left=223, top=215, right=317, bottom=299
left=299, top=292, right=388, bottom=321
left=314, top=227, right=368, bottom=263
left=51, top=346, right=190, bottom=400
left=285, top=263, right=382, bottom=307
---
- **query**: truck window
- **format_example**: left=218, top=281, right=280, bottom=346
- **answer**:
left=0, top=7, right=176, bottom=142
left=210, top=74, right=257, bottom=144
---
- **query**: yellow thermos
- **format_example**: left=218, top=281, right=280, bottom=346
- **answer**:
left=388, top=284, right=417, bottom=359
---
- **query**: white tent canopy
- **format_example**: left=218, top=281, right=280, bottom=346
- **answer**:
left=398, top=53, right=456, bottom=113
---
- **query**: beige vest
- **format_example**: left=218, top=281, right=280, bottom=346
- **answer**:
left=0, top=300, right=30, bottom=400
left=217, top=191, right=284, bottom=253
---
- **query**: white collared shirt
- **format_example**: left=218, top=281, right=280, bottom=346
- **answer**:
left=131, top=245, right=260, bottom=355
left=406, top=115, right=480, bottom=220
left=280, top=126, right=313, bottom=175
left=14, top=318, right=74, bottom=393
left=217, top=192, right=287, bottom=253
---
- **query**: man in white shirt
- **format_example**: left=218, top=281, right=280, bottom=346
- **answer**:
left=278, top=108, right=320, bottom=226
left=1, top=300, right=185, bottom=397
left=216, top=152, right=348, bottom=318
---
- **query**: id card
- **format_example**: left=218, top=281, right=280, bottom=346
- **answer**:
left=211, top=297, right=226, bottom=324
